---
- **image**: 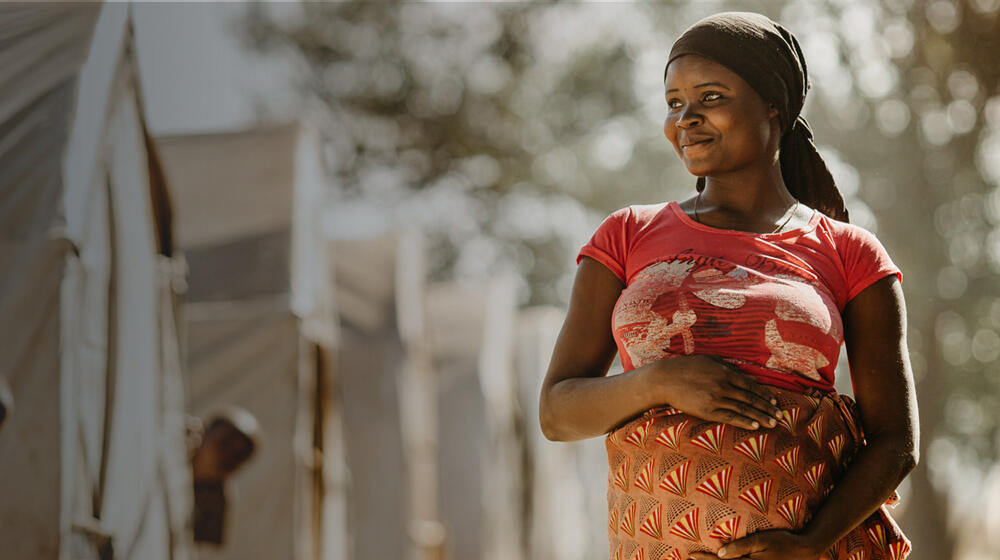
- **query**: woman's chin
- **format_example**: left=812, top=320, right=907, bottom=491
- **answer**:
left=684, top=164, right=715, bottom=177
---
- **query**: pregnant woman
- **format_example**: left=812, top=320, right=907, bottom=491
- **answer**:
left=539, top=12, right=918, bottom=560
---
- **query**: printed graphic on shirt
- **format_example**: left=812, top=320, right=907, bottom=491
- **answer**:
left=613, top=251, right=843, bottom=385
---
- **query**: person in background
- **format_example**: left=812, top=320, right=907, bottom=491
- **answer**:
left=0, top=375, right=12, bottom=431
left=188, top=406, right=260, bottom=545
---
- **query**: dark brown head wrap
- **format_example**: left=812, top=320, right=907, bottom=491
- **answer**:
left=665, top=11, right=849, bottom=222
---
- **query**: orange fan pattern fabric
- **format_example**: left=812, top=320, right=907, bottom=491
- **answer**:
left=605, top=388, right=909, bottom=560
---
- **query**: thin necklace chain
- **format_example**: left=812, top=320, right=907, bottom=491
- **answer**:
left=694, top=190, right=800, bottom=234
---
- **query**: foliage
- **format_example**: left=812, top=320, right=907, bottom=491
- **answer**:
left=242, top=2, right=714, bottom=305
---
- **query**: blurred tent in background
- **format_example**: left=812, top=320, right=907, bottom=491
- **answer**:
left=328, top=231, right=443, bottom=559
left=425, top=276, right=523, bottom=560
left=0, top=3, right=192, bottom=559
left=515, top=306, right=609, bottom=560
left=158, top=122, right=341, bottom=560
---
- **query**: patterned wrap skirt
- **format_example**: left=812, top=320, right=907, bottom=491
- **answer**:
left=605, top=386, right=911, bottom=560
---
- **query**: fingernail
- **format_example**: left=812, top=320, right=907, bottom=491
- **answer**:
left=770, top=398, right=777, bottom=405
left=718, top=548, right=726, bottom=557
left=768, top=418, right=776, bottom=426
left=751, top=421, right=759, bottom=429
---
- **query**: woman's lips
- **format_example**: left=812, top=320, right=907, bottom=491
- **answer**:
left=682, top=139, right=714, bottom=152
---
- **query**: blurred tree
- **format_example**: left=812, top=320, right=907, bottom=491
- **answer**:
left=241, top=2, right=710, bottom=307
left=241, top=1, right=999, bottom=558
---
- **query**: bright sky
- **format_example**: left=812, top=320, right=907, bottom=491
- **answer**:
left=132, top=2, right=293, bottom=135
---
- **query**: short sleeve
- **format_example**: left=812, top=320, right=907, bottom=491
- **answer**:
left=840, top=224, right=903, bottom=301
left=576, top=206, right=632, bottom=282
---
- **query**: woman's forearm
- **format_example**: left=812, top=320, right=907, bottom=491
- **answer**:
left=541, top=355, right=785, bottom=442
left=540, top=361, right=667, bottom=442
left=799, top=432, right=917, bottom=553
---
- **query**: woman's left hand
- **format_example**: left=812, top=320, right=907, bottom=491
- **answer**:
left=687, top=529, right=823, bottom=560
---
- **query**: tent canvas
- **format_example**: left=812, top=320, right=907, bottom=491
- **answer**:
left=425, top=277, right=523, bottom=560
left=0, top=4, right=191, bottom=559
left=158, top=122, right=337, bottom=560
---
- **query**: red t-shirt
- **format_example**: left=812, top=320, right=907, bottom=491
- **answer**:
left=576, top=201, right=902, bottom=392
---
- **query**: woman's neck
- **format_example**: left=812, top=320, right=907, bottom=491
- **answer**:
left=700, top=163, right=795, bottom=217
left=699, top=166, right=795, bottom=213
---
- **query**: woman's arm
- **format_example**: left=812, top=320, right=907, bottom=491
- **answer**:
left=540, top=257, right=783, bottom=442
left=797, top=275, right=919, bottom=550
left=693, top=275, right=919, bottom=560
left=539, top=256, right=644, bottom=441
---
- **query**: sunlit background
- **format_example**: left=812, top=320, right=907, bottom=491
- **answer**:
left=2, top=1, right=999, bottom=559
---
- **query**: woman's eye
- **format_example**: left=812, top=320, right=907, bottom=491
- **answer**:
left=667, top=93, right=721, bottom=109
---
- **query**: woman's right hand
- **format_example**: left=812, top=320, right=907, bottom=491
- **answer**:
left=647, top=355, right=784, bottom=430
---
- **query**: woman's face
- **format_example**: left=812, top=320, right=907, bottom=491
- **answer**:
left=663, top=54, right=780, bottom=179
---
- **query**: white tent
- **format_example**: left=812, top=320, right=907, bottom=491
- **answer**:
left=0, top=4, right=192, bottom=559
left=328, top=229, right=445, bottom=560
left=158, top=122, right=338, bottom=560
left=425, top=276, right=524, bottom=560
left=515, top=307, right=609, bottom=560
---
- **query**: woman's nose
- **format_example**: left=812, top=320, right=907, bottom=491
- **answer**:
left=675, top=105, right=702, bottom=128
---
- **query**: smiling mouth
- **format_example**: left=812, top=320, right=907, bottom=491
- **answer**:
left=682, top=139, right=713, bottom=149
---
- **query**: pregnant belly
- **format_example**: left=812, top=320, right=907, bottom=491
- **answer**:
left=604, top=387, right=909, bottom=560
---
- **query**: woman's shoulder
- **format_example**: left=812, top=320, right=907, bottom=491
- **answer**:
left=812, top=212, right=891, bottom=251
left=811, top=213, right=901, bottom=294
left=634, top=201, right=673, bottom=221
left=593, top=202, right=673, bottom=235
left=610, top=201, right=673, bottom=226
left=604, top=200, right=671, bottom=214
